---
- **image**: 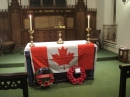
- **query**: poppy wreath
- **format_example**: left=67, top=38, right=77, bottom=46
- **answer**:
left=35, top=67, right=54, bottom=87
left=67, top=66, right=86, bottom=85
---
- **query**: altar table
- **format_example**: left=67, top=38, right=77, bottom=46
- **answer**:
left=24, top=40, right=97, bottom=85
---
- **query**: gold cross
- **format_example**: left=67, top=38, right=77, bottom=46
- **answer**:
left=55, top=21, right=65, bottom=29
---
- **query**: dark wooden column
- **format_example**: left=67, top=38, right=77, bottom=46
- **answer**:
left=76, top=0, right=86, bottom=40
left=9, top=0, right=22, bottom=47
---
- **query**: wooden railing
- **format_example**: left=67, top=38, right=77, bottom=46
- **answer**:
left=119, top=64, right=130, bottom=97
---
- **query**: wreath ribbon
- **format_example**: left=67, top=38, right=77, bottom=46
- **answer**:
left=36, top=67, right=54, bottom=86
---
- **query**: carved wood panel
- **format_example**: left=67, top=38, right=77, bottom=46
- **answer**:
left=9, top=0, right=22, bottom=47
left=11, top=13, right=22, bottom=47
left=76, top=12, right=86, bottom=40
left=0, top=0, right=97, bottom=48
left=66, top=29, right=76, bottom=40
left=23, top=30, right=65, bottom=46
left=0, top=12, right=9, bottom=32
left=33, top=30, right=59, bottom=42
left=34, top=16, right=64, bottom=29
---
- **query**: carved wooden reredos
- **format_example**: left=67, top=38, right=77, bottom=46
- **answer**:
left=0, top=0, right=97, bottom=48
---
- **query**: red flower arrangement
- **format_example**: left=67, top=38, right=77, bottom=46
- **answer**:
left=67, top=66, right=86, bottom=85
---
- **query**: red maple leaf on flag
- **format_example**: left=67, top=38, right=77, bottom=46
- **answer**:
left=52, top=46, right=74, bottom=69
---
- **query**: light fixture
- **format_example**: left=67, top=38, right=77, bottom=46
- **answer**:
left=122, top=0, right=126, bottom=3
left=122, top=0, right=129, bottom=4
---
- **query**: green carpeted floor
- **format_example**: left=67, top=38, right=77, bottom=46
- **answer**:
left=1, top=49, right=130, bottom=97
left=0, top=49, right=24, bottom=67
left=1, top=60, right=130, bottom=97
left=0, top=49, right=118, bottom=67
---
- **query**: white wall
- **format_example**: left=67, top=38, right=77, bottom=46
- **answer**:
left=67, top=0, right=75, bottom=5
left=96, top=0, right=104, bottom=30
left=87, top=0, right=96, bottom=8
left=104, top=0, right=114, bottom=25
left=96, top=0, right=114, bottom=28
left=0, top=0, right=8, bottom=9
left=116, top=1, right=130, bottom=49
left=96, top=0, right=130, bottom=55
left=95, top=0, right=104, bottom=45
left=21, top=0, right=29, bottom=5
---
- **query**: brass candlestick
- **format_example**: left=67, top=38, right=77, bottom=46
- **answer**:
left=57, top=31, right=64, bottom=44
left=55, top=21, right=65, bottom=44
left=86, top=28, right=92, bottom=44
left=28, top=30, right=35, bottom=47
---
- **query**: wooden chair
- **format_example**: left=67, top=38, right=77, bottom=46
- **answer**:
left=0, top=72, right=29, bottom=97
left=90, top=30, right=101, bottom=50
left=0, top=33, right=16, bottom=56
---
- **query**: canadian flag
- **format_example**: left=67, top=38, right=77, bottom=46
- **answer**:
left=30, top=43, right=95, bottom=73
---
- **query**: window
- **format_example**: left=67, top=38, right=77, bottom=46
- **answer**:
left=30, top=0, right=66, bottom=7
left=43, top=0, right=53, bottom=7
left=30, top=0, right=40, bottom=6
left=55, top=0, right=66, bottom=7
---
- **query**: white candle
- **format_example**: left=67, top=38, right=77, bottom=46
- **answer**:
left=88, top=15, right=90, bottom=28
left=29, top=15, right=32, bottom=30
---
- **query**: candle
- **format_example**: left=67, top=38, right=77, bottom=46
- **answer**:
left=29, top=15, right=32, bottom=30
left=88, top=15, right=90, bottom=28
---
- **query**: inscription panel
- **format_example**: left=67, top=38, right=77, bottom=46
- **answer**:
left=34, top=16, right=64, bottom=29
left=67, top=17, right=74, bottom=28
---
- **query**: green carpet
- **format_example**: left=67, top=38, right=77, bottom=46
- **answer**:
left=97, top=49, right=118, bottom=61
left=0, top=49, right=24, bottom=67
left=0, top=60, right=130, bottom=97
left=1, top=49, right=129, bottom=97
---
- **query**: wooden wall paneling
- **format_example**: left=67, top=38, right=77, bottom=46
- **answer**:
left=74, top=13, right=77, bottom=40
left=0, top=0, right=98, bottom=48
left=51, top=30, right=59, bottom=41
left=91, top=13, right=96, bottom=30
left=0, top=17, right=4, bottom=32
left=76, top=12, right=81, bottom=40
left=34, top=15, right=64, bottom=30
left=66, top=16, right=76, bottom=40
left=66, top=29, right=75, bottom=40
left=86, top=10, right=97, bottom=30
left=10, top=11, right=22, bottom=47
left=76, top=0, right=86, bottom=40
left=20, top=8, right=24, bottom=46
left=76, top=12, right=86, bottom=40
left=22, top=16, right=30, bottom=46
left=4, top=16, right=9, bottom=32
left=9, top=0, right=22, bottom=47
left=31, top=30, right=63, bottom=42
left=33, top=31, right=44, bottom=42
left=61, top=30, right=65, bottom=41
left=0, top=11, right=9, bottom=33
left=80, top=12, right=86, bottom=40
left=23, top=31, right=30, bottom=46
left=23, top=16, right=30, bottom=30
left=21, top=7, right=78, bottom=45
left=19, top=0, right=96, bottom=46
left=33, top=30, right=58, bottom=42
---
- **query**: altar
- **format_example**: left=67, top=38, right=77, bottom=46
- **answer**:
left=24, top=40, right=97, bottom=85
